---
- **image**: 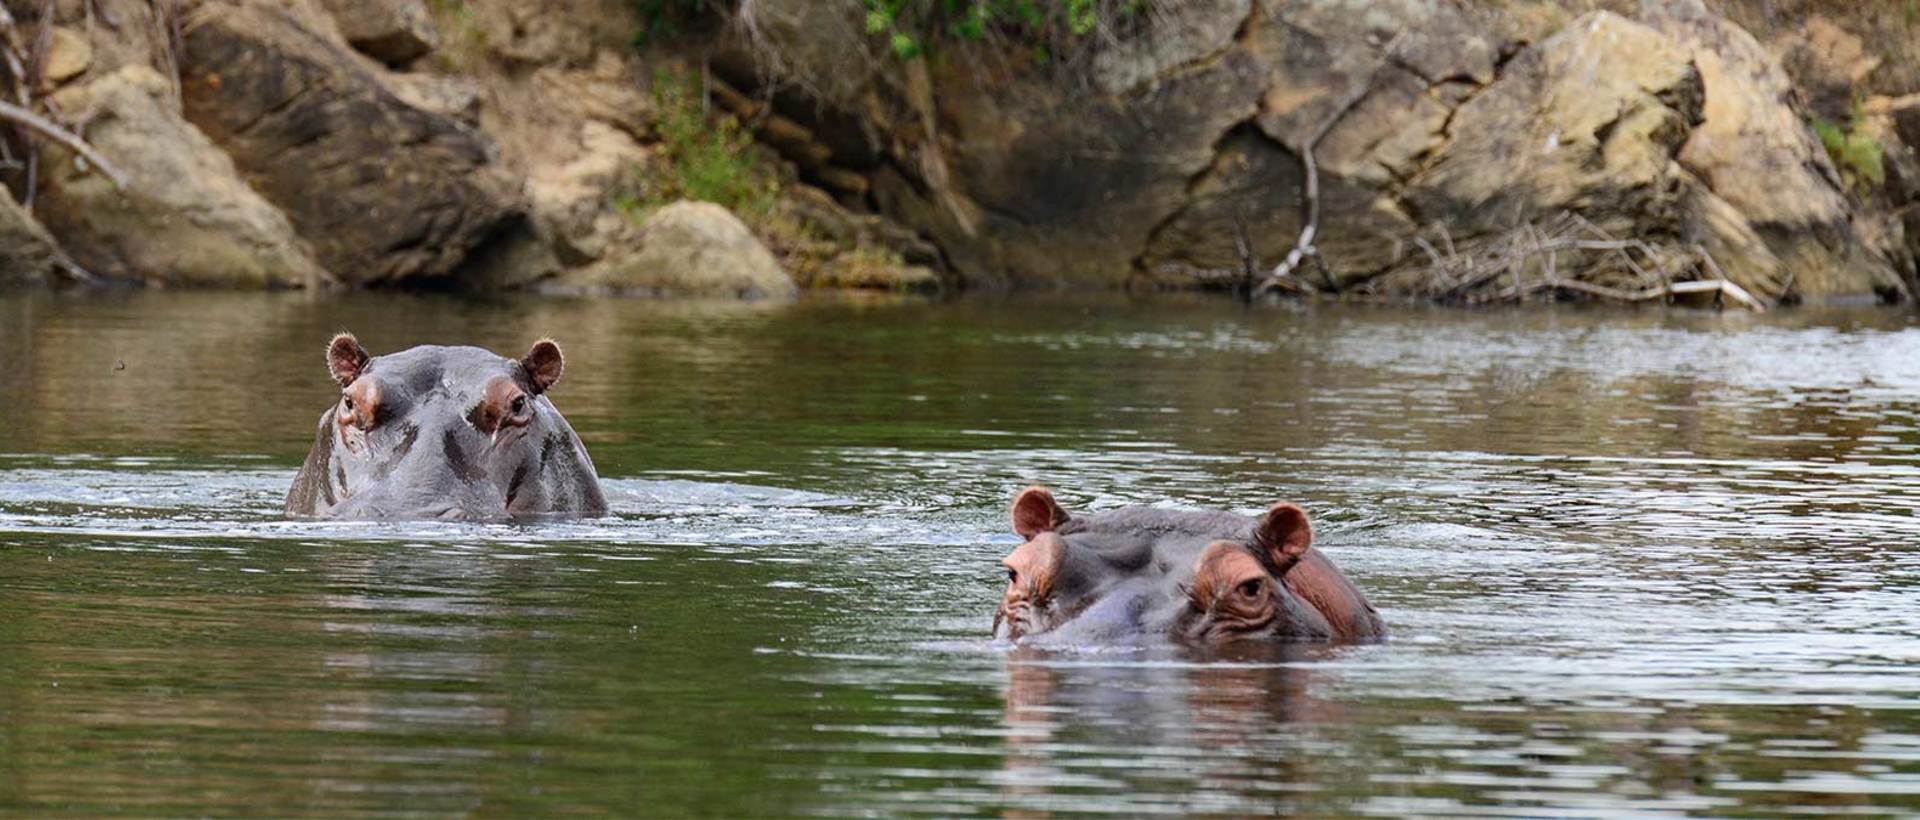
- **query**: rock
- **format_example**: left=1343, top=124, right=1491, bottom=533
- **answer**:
left=565, top=201, right=797, bottom=299
left=808, top=252, right=940, bottom=291
left=1400, top=12, right=1829, bottom=300
left=43, top=26, right=91, bottom=83
left=757, top=112, right=833, bottom=170
left=0, top=192, right=61, bottom=286
left=721, top=0, right=1913, bottom=302
left=37, top=65, right=330, bottom=287
left=1089, top=0, right=1250, bottom=95
left=885, top=37, right=1270, bottom=285
left=524, top=120, right=652, bottom=265
left=1142, top=1, right=1488, bottom=285
left=1283, top=0, right=1496, bottom=86
left=1412, top=13, right=1702, bottom=239
left=812, top=166, right=869, bottom=197
left=1773, top=15, right=1880, bottom=121
left=484, top=0, right=626, bottom=68
left=771, top=185, right=944, bottom=290
left=1649, top=4, right=1904, bottom=301
left=322, top=0, right=439, bottom=65
left=180, top=3, right=522, bottom=285
left=449, top=214, right=564, bottom=290
left=384, top=72, right=482, bottom=125
left=714, top=0, right=874, bottom=108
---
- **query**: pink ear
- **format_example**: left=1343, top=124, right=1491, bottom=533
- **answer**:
left=522, top=339, right=564, bottom=394
left=327, top=333, right=369, bottom=388
left=1011, top=486, right=1070, bottom=539
left=1255, top=503, right=1313, bottom=569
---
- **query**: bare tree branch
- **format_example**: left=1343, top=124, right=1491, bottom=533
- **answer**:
left=0, top=99, right=128, bottom=189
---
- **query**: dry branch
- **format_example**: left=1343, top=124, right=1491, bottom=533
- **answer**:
left=1379, top=211, right=1767, bottom=311
left=1250, top=34, right=1416, bottom=297
left=1252, top=83, right=1372, bottom=297
left=0, top=100, right=127, bottom=189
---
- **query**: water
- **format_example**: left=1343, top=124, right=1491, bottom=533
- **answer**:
left=2, top=290, right=1918, bottom=816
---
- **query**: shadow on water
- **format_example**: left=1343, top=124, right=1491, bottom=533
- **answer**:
left=2, top=290, right=1920, bottom=814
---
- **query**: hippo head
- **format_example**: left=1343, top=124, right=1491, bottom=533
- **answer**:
left=284, top=333, right=607, bottom=522
left=993, top=487, right=1372, bottom=647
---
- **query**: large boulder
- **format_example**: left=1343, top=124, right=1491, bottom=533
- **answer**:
left=561, top=200, right=797, bottom=299
left=179, top=3, right=522, bottom=285
left=1409, top=13, right=1702, bottom=240
left=36, top=65, right=330, bottom=287
left=1649, top=4, right=1905, bottom=302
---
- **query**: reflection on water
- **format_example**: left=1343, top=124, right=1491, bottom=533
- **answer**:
left=1, top=290, right=1919, bottom=815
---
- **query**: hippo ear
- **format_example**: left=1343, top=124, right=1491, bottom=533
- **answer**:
left=1254, top=503, right=1313, bottom=571
left=1011, top=486, right=1070, bottom=540
left=327, top=332, right=369, bottom=388
left=522, top=339, right=564, bottom=394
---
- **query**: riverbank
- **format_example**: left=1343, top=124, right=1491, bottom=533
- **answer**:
left=0, top=0, right=1915, bottom=309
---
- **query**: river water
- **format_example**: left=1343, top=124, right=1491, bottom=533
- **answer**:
left=1, top=291, right=1917, bottom=816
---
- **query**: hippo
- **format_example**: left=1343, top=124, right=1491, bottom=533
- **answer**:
left=285, top=333, right=607, bottom=521
left=993, top=487, right=1384, bottom=646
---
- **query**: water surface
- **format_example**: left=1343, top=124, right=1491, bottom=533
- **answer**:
left=2, top=291, right=1918, bottom=816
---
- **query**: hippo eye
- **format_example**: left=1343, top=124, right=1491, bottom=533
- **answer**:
left=511, top=395, right=527, bottom=415
left=342, top=396, right=354, bottom=410
left=1006, top=568, right=1019, bottom=585
left=1236, top=578, right=1264, bottom=599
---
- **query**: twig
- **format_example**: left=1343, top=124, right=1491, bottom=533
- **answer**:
left=1232, top=218, right=1256, bottom=299
left=1381, top=210, right=1768, bottom=311
left=50, top=252, right=96, bottom=283
left=0, top=100, right=128, bottom=189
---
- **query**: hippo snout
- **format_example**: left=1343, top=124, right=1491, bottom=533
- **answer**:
left=324, top=480, right=511, bottom=523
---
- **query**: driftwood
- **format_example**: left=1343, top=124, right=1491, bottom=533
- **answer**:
left=1387, top=211, right=1767, bottom=311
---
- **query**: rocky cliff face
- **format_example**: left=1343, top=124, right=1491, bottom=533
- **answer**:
left=721, top=0, right=1920, bottom=305
left=0, top=0, right=1913, bottom=306
left=0, top=0, right=922, bottom=296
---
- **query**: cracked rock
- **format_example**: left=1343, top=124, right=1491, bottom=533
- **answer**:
left=180, top=3, right=521, bottom=285
left=38, top=65, right=331, bottom=287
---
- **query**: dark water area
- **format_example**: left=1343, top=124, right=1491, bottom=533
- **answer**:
left=2, top=290, right=1919, bottom=816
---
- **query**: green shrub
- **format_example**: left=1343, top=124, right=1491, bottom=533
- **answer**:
left=862, top=0, right=1162, bottom=61
left=637, top=69, right=777, bottom=218
left=1814, top=114, right=1885, bottom=190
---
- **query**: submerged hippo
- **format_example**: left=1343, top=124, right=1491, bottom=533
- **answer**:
left=993, top=487, right=1384, bottom=646
left=285, top=333, right=607, bottom=521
